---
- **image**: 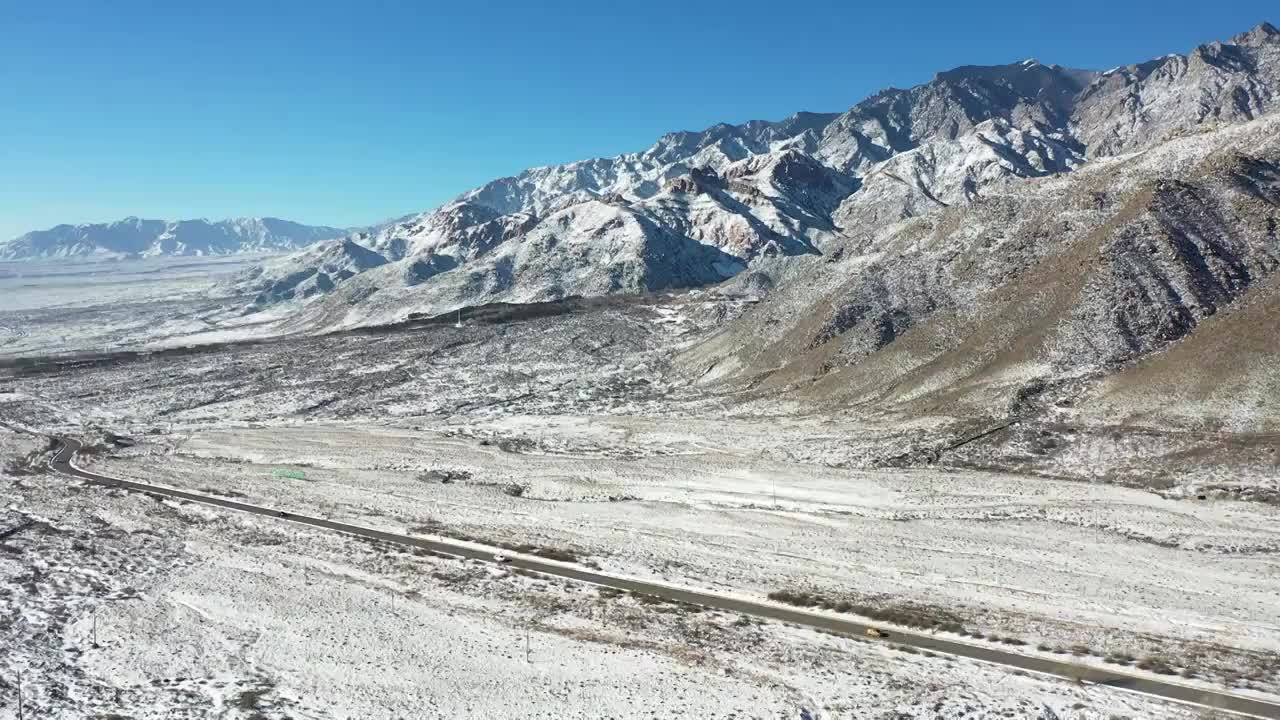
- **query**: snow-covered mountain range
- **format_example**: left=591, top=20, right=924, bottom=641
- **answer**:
left=231, top=23, right=1280, bottom=339
left=1, top=217, right=348, bottom=260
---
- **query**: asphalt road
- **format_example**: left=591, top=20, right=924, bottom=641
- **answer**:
left=46, top=436, right=1280, bottom=719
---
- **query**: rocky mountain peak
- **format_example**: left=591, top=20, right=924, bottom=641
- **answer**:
left=1231, top=21, right=1280, bottom=47
left=931, top=60, right=1097, bottom=120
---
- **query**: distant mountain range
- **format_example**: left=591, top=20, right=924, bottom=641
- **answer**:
left=0, top=217, right=349, bottom=260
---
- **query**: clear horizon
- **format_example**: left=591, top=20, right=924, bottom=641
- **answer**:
left=3, top=1, right=1276, bottom=240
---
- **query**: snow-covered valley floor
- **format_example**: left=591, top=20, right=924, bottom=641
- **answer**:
left=94, top=420, right=1280, bottom=689
left=2, top=259, right=1277, bottom=718
left=0, top=427, right=1217, bottom=719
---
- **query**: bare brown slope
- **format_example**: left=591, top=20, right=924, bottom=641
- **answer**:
left=1087, top=273, right=1280, bottom=431
left=681, top=114, right=1280, bottom=428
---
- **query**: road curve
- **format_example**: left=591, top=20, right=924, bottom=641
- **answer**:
left=47, top=436, right=1280, bottom=719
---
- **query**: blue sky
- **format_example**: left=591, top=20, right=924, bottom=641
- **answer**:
left=2, top=1, right=1275, bottom=239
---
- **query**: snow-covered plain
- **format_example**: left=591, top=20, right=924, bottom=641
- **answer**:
left=88, top=419, right=1280, bottom=688
left=2, top=259, right=1278, bottom=718
left=0, top=257, right=272, bottom=358
left=0, top=428, right=1208, bottom=719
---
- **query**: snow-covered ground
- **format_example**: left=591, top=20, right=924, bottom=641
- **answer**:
left=0, top=257, right=274, bottom=358
left=0, top=427, right=1207, bottom=719
left=3, top=260, right=1278, bottom=717
left=80, top=418, right=1280, bottom=690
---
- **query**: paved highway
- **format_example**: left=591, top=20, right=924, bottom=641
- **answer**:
left=46, top=436, right=1280, bottom=719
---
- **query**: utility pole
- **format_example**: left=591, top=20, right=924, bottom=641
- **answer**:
left=525, top=624, right=531, bottom=663
left=93, top=608, right=100, bottom=648
left=16, top=671, right=22, bottom=720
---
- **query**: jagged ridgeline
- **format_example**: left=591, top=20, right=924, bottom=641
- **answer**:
left=233, top=23, right=1279, bottom=429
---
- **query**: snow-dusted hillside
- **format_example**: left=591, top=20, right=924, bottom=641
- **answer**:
left=234, top=23, right=1280, bottom=333
left=1, top=216, right=348, bottom=260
